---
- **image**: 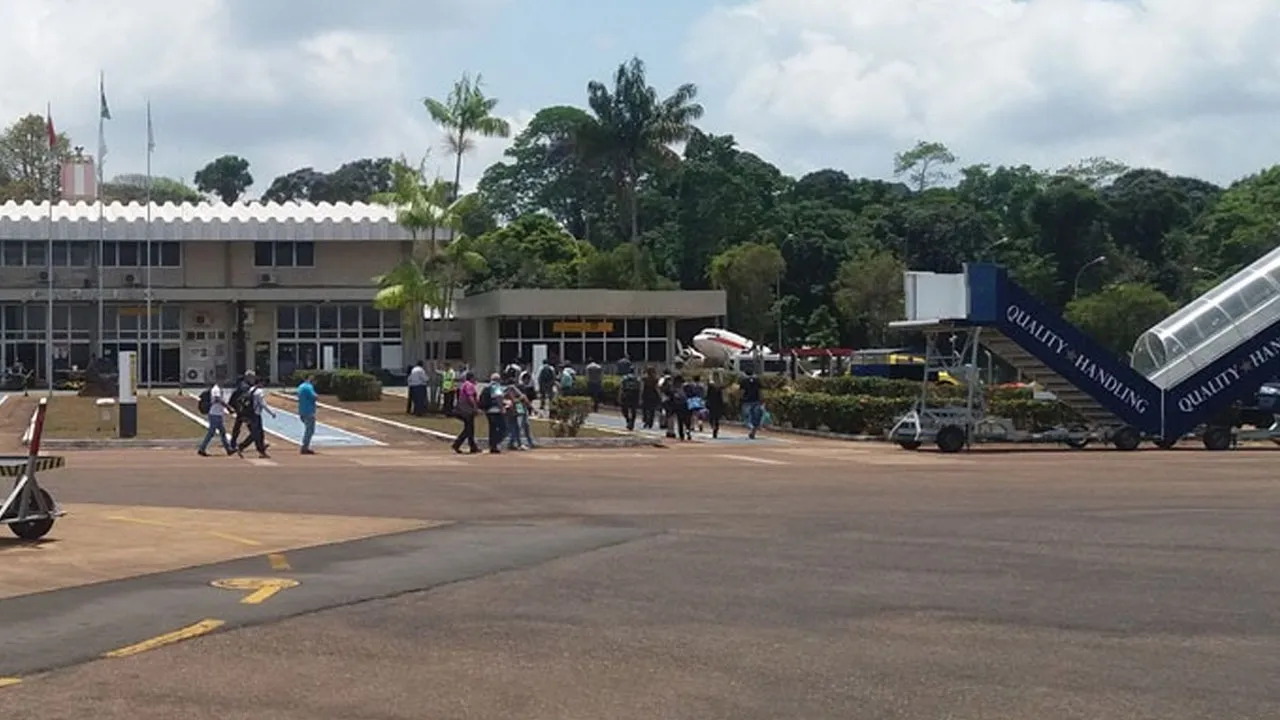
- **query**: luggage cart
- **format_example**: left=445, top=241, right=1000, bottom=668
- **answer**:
left=1, top=398, right=65, bottom=540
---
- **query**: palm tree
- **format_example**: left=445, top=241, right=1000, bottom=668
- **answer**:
left=372, top=158, right=446, bottom=366
left=425, top=73, right=512, bottom=200
left=576, top=56, right=704, bottom=244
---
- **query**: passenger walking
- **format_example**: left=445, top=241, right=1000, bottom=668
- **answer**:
left=505, top=384, right=533, bottom=450
left=640, top=366, right=660, bottom=429
left=585, top=357, right=604, bottom=412
left=618, top=369, right=641, bottom=431
left=296, top=374, right=318, bottom=455
left=451, top=371, right=480, bottom=454
left=671, top=374, right=692, bottom=441
left=684, top=374, right=706, bottom=434
left=441, top=364, right=457, bottom=416
left=407, top=361, right=428, bottom=416
left=196, top=378, right=233, bottom=456
left=739, top=367, right=764, bottom=439
left=537, top=359, right=557, bottom=411
left=482, top=372, right=507, bottom=453
left=235, top=377, right=277, bottom=458
left=227, top=370, right=256, bottom=447
left=705, top=371, right=725, bottom=439
left=657, top=369, right=674, bottom=430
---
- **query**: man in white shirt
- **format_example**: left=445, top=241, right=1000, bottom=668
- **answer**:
left=407, top=360, right=428, bottom=416
left=197, top=380, right=233, bottom=457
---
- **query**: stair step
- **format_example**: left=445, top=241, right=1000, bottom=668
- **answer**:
left=981, top=330, right=1119, bottom=425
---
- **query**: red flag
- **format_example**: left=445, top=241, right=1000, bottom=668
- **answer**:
left=45, top=103, right=56, bottom=151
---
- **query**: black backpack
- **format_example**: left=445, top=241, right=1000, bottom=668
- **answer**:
left=478, top=384, right=494, bottom=411
left=197, top=389, right=212, bottom=414
left=538, top=365, right=555, bottom=386
left=620, top=375, right=640, bottom=398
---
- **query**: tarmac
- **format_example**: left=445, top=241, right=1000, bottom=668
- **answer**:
left=0, top=422, right=1277, bottom=718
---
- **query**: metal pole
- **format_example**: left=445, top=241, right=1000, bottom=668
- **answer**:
left=46, top=194, right=54, bottom=397
left=145, top=131, right=152, bottom=395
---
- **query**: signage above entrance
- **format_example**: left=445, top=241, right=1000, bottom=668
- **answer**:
left=552, top=321, right=614, bottom=334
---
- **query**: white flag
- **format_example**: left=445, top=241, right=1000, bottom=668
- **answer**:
left=146, top=101, right=155, bottom=153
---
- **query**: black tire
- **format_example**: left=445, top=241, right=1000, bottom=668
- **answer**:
left=1203, top=426, right=1231, bottom=451
left=9, top=488, right=55, bottom=541
left=935, top=425, right=966, bottom=454
left=1154, top=437, right=1178, bottom=449
left=897, top=440, right=921, bottom=451
left=1112, top=427, right=1141, bottom=451
left=1064, top=437, right=1090, bottom=449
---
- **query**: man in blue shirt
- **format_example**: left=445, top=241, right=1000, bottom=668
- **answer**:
left=296, top=374, right=318, bottom=455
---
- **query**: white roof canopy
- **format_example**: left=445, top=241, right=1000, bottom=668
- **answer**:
left=0, top=201, right=437, bottom=242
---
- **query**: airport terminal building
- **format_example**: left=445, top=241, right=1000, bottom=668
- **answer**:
left=0, top=201, right=724, bottom=385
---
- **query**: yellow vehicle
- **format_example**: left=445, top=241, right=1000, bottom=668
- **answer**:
left=849, top=349, right=960, bottom=385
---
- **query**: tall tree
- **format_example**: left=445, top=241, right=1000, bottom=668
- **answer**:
left=102, top=174, right=202, bottom=204
left=194, top=155, right=253, bottom=203
left=893, top=141, right=957, bottom=192
left=0, top=113, right=72, bottom=201
left=576, top=56, right=704, bottom=244
left=709, top=242, right=786, bottom=343
left=425, top=73, right=511, bottom=201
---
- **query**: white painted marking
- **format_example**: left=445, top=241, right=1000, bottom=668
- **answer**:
left=248, top=458, right=277, bottom=467
left=272, top=391, right=454, bottom=441
left=714, top=454, right=787, bottom=465
left=158, top=395, right=299, bottom=446
left=0, top=394, right=8, bottom=408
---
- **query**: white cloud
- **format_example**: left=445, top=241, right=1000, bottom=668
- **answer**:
left=0, top=0, right=521, bottom=198
left=690, top=0, right=1280, bottom=183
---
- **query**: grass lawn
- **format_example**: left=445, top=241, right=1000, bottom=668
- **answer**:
left=321, top=394, right=622, bottom=439
left=41, top=395, right=203, bottom=439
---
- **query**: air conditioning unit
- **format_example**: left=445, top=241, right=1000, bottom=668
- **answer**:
left=193, top=312, right=210, bottom=326
left=124, top=274, right=136, bottom=286
left=38, top=271, right=48, bottom=282
left=184, top=367, right=205, bottom=384
left=258, top=273, right=278, bottom=286
left=82, top=278, right=92, bottom=289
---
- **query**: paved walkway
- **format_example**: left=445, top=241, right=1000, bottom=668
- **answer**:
left=258, top=404, right=382, bottom=448
left=584, top=409, right=786, bottom=444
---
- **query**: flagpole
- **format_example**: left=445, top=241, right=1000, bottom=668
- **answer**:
left=145, top=100, right=153, bottom=395
left=96, top=71, right=108, bottom=359
left=45, top=103, right=55, bottom=397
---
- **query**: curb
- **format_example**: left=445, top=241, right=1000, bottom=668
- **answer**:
left=42, top=438, right=198, bottom=449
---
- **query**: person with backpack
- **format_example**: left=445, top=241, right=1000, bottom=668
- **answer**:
left=559, top=363, right=576, bottom=398
left=705, top=371, right=726, bottom=439
left=584, top=357, right=604, bottom=412
left=684, top=374, right=706, bottom=434
left=537, top=359, right=557, bottom=411
left=226, top=370, right=256, bottom=450
left=640, top=366, right=661, bottom=429
left=504, top=383, right=533, bottom=450
left=234, top=376, right=277, bottom=458
left=618, top=369, right=641, bottom=431
left=196, top=378, right=233, bottom=457
left=739, top=367, right=764, bottom=440
left=451, top=371, right=480, bottom=454
left=481, top=372, right=507, bottom=453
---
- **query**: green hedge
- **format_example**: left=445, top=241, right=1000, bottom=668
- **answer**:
left=555, top=373, right=1064, bottom=436
left=549, top=396, right=593, bottom=437
left=286, top=369, right=382, bottom=402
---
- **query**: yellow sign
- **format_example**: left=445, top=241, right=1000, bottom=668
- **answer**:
left=116, top=306, right=155, bottom=316
left=211, top=577, right=300, bottom=604
left=552, top=321, right=613, bottom=334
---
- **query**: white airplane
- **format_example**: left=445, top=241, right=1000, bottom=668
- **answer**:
left=691, top=328, right=773, bottom=366
left=673, top=339, right=708, bottom=369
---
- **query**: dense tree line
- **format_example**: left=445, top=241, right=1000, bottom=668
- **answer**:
left=5, top=56, right=1280, bottom=356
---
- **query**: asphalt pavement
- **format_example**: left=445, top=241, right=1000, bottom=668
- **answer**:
left=0, top=443, right=1278, bottom=719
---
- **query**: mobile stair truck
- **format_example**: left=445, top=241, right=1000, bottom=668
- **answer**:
left=889, top=245, right=1280, bottom=452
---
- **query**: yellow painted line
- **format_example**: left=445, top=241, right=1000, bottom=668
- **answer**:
left=207, top=531, right=262, bottom=547
left=102, top=619, right=225, bottom=659
left=267, top=553, right=291, bottom=571
left=106, top=515, right=172, bottom=527
left=211, top=577, right=299, bottom=604
left=0, top=677, right=21, bottom=688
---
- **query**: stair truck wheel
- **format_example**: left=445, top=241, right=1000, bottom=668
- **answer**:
left=897, top=441, right=921, bottom=451
left=9, top=488, right=56, bottom=541
left=935, top=425, right=966, bottom=454
left=1202, top=426, right=1232, bottom=451
left=1112, top=427, right=1141, bottom=451
left=1064, top=426, right=1090, bottom=449
left=1153, top=437, right=1178, bottom=449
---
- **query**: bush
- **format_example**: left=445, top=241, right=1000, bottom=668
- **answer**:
left=288, top=369, right=381, bottom=401
left=764, top=392, right=1077, bottom=436
left=549, top=396, right=593, bottom=437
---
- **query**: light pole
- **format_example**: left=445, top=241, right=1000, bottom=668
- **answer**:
left=1073, top=255, right=1106, bottom=300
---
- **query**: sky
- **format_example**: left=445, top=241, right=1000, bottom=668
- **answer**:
left=4, top=0, right=1280, bottom=199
